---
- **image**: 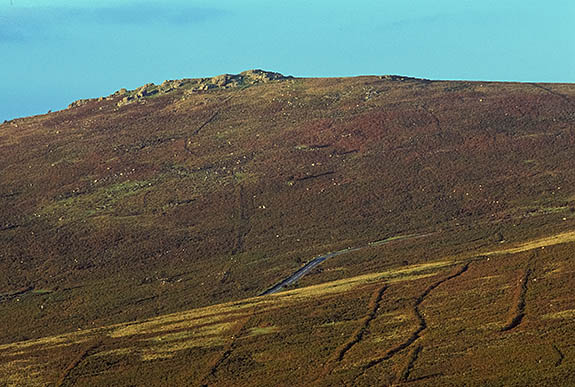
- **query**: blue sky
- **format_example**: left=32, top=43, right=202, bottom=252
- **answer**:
left=1, top=0, right=574, bottom=121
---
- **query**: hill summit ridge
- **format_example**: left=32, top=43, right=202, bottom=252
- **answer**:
left=68, top=69, right=292, bottom=109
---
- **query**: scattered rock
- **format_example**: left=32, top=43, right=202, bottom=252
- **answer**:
left=188, top=69, right=291, bottom=91
left=68, top=98, right=96, bottom=108
left=74, top=70, right=293, bottom=109
left=135, top=84, right=157, bottom=98
left=379, top=75, right=427, bottom=82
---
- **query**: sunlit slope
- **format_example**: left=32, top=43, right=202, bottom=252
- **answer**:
left=0, top=73, right=574, bottom=349
left=1, top=231, right=574, bottom=386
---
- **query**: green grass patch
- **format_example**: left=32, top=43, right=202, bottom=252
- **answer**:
left=40, top=180, right=153, bottom=223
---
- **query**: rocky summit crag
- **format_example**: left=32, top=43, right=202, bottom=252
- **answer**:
left=68, top=69, right=292, bottom=109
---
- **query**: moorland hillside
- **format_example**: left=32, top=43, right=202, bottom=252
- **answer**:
left=1, top=71, right=574, bottom=385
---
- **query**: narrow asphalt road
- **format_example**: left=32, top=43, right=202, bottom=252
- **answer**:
left=259, top=234, right=423, bottom=296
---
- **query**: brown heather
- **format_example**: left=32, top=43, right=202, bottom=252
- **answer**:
left=1, top=72, right=574, bottom=385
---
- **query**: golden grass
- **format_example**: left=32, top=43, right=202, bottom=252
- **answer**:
left=542, top=309, right=575, bottom=320
left=0, top=226, right=573, bottom=387
left=372, top=326, right=410, bottom=341
left=6, top=229, right=574, bottom=371
left=246, top=326, right=280, bottom=337
left=478, top=321, right=507, bottom=331
left=387, top=272, right=439, bottom=284
left=483, top=230, right=575, bottom=256
left=0, top=360, right=44, bottom=387
left=1, top=258, right=453, bottom=366
left=318, top=320, right=354, bottom=328
left=543, top=262, right=565, bottom=278
left=109, top=310, right=247, bottom=338
left=141, top=335, right=228, bottom=361
left=0, top=331, right=92, bottom=354
left=144, top=322, right=234, bottom=343
left=268, top=260, right=454, bottom=302
left=376, top=312, right=410, bottom=323
left=472, top=274, right=502, bottom=281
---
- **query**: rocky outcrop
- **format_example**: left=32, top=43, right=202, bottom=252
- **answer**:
left=190, top=69, right=290, bottom=91
left=68, top=98, right=97, bottom=108
left=67, top=70, right=292, bottom=109
left=379, top=75, right=423, bottom=81
left=116, top=70, right=291, bottom=107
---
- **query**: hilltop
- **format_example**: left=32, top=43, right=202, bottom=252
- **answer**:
left=68, top=69, right=292, bottom=109
left=0, top=71, right=574, bottom=385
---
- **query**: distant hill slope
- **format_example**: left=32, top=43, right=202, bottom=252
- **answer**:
left=0, top=71, right=574, bottom=384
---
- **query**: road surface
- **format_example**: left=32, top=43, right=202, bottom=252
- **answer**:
left=259, top=234, right=424, bottom=296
